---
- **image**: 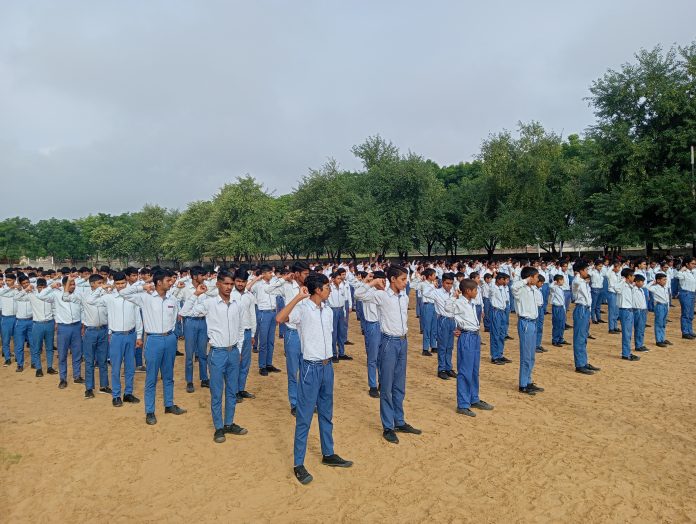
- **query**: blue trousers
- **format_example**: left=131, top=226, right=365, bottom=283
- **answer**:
left=476, top=304, right=483, bottom=325
left=504, top=301, right=511, bottom=336
left=490, top=308, right=506, bottom=360
left=633, top=308, right=647, bottom=349
left=437, top=316, right=455, bottom=372
left=13, top=318, right=33, bottom=368
left=331, top=307, right=347, bottom=357
left=174, top=304, right=184, bottom=338
left=483, top=298, right=492, bottom=331
left=619, top=309, right=634, bottom=357
left=671, top=277, right=680, bottom=298
left=32, top=320, right=55, bottom=370
left=679, top=290, right=695, bottom=336
left=420, top=303, right=438, bottom=351
left=645, top=287, right=654, bottom=312
left=535, top=306, right=544, bottom=347
left=238, top=329, right=252, bottom=393
left=83, top=326, right=109, bottom=390
left=517, top=317, right=536, bottom=388
left=144, top=333, right=176, bottom=414
left=508, top=282, right=515, bottom=312
left=591, top=288, right=603, bottom=322
left=284, top=328, right=301, bottom=408
left=1, top=315, right=16, bottom=361
left=57, top=322, right=82, bottom=381
left=356, top=300, right=364, bottom=324
left=110, top=330, right=136, bottom=398
left=551, top=306, right=565, bottom=344
left=209, top=346, right=240, bottom=430
left=183, top=317, right=209, bottom=383
left=456, top=332, right=480, bottom=409
left=293, top=359, right=334, bottom=466
left=363, top=321, right=380, bottom=389
left=257, top=309, right=276, bottom=368
left=377, top=335, right=407, bottom=430
left=344, top=300, right=351, bottom=338
left=277, top=296, right=287, bottom=338
left=654, top=303, right=668, bottom=343
left=416, top=295, right=422, bottom=318
left=607, top=292, right=619, bottom=331
left=563, top=290, right=572, bottom=311
left=572, top=305, right=590, bottom=368
left=541, top=283, right=550, bottom=313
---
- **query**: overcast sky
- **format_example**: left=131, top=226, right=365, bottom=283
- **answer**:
left=1, top=1, right=694, bottom=220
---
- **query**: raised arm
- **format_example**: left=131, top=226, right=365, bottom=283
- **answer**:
left=276, top=287, right=310, bottom=325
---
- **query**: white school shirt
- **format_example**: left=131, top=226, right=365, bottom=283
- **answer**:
left=0, top=286, right=18, bottom=316
left=607, top=270, right=623, bottom=293
left=490, top=284, right=508, bottom=310
left=37, top=287, right=82, bottom=324
left=589, top=268, right=604, bottom=289
left=676, top=268, right=696, bottom=292
left=632, top=286, right=647, bottom=310
left=533, top=286, right=544, bottom=310
left=86, top=288, right=143, bottom=338
left=354, top=286, right=409, bottom=337
left=432, top=287, right=455, bottom=318
left=289, top=299, right=333, bottom=361
left=120, top=284, right=179, bottom=333
left=648, top=283, right=669, bottom=305
left=327, top=282, right=351, bottom=309
left=180, top=294, right=244, bottom=348
left=511, top=280, right=538, bottom=320
left=615, top=280, right=634, bottom=309
left=62, top=290, right=108, bottom=327
left=446, top=297, right=479, bottom=332
left=232, top=289, right=257, bottom=336
left=15, top=290, right=54, bottom=321
left=266, top=279, right=300, bottom=330
left=550, top=284, right=566, bottom=308
left=354, top=281, right=379, bottom=323
left=419, top=281, right=437, bottom=304
left=250, top=278, right=277, bottom=310
left=572, top=277, right=592, bottom=307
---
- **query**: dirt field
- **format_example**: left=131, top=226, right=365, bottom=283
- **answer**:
left=2, top=300, right=695, bottom=523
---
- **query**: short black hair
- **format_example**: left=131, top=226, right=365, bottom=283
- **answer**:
left=634, top=274, right=645, bottom=282
left=537, top=274, right=546, bottom=283
left=655, top=272, right=667, bottom=280
left=386, top=265, right=408, bottom=282
left=88, top=274, right=104, bottom=284
left=553, top=274, right=564, bottom=283
left=112, top=272, right=126, bottom=281
left=217, top=270, right=234, bottom=282
left=152, top=271, right=168, bottom=287
left=233, top=268, right=248, bottom=281
left=459, top=278, right=478, bottom=294
left=36, top=278, right=47, bottom=287
left=620, top=268, right=634, bottom=278
left=260, top=264, right=273, bottom=273
left=191, top=266, right=206, bottom=277
left=305, top=273, right=329, bottom=295
left=573, top=260, right=589, bottom=272
left=292, top=261, right=310, bottom=273
left=441, top=272, right=455, bottom=283
left=495, top=272, right=509, bottom=282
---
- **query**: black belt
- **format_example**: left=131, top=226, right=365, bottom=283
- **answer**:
left=459, top=330, right=480, bottom=334
left=619, top=308, right=632, bottom=311
left=381, top=334, right=406, bottom=340
left=85, top=325, right=106, bottom=330
left=183, top=316, right=205, bottom=320
left=146, top=331, right=173, bottom=337
left=211, top=345, right=240, bottom=352
left=304, top=358, right=331, bottom=366
left=1, top=315, right=16, bottom=318
left=111, top=329, right=135, bottom=335
left=519, top=317, right=536, bottom=322
left=16, top=317, right=32, bottom=321
left=330, top=306, right=344, bottom=310
left=34, top=319, right=54, bottom=324
left=58, top=321, right=81, bottom=326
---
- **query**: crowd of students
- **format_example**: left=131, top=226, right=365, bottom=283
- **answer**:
left=1, top=254, right=694, bottom=484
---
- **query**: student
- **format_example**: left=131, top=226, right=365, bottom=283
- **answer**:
left=37, top=277, right=84, bottom=387
left=676, top=258, right=696, bottom=340
left=489, top=273, right=511, bottom=365
left=550, top=275, right=568, bottom=347
left=181, top=271, right=248, bottom=443
left=353, top=271, right=385, bottom=398
left=62, top=274, right=111, bottom=398
left=511, top=267, right=543, bottom=395
left=327, top=269, right=352, bottom=362
left=355, top=265, right=422, bottom=444
left=276, top=273, right=353, bottom=485
left=248, top=265, right=281, bottom=375
left=616, top=268, right=640, bottom=361
left=86, top=272, right=143, bottom=406
left=0, top=275, right=32, bottom=372
left=172, top=266, right=210, bottom=393
left=482, top=273, right=493, bottom=332
left=15, top=278, right=57, bottom=376
left=446, top=278, right=494, bottom=417
left=232, top=269, right=257, bottom=402
left=571, top=261, right=601, bottom=375
left=649, top=273, right=671, bottom=347
left=534, top=275, right=547, bottom=353
left=607, top=260, right=623, bottom=334
left=417, top=269, right=439, bottom=356
left=433, top=273, right=457, bottom=380
left=589, top=260, right=605, bottom=324
left=632, top=274, right=649, bottom=352
left=121, top=271, right=187, bottom=425
left=268, top=262, right=310, bottom=414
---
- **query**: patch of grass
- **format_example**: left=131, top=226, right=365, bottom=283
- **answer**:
left=0, top=448, right=22, bottom=469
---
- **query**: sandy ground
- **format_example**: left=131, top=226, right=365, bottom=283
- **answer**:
left=2, top=299, right=696, bottom=523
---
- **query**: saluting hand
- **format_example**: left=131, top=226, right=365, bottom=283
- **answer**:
left=51, top=282, right=61, bottom=289
left=143, top=283, right=155, bottom=293
left=194, top=283, right=207, bottom=296
left=177, top=281, right=186, bottom=288
left=298, top=286, right=310, bottom=299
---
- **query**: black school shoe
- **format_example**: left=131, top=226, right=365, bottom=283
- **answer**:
left=622, top=354, right=640, bottom=361
left=395, top=423, right=422, bottom=435
left=422, top=350, right=432, bottom=356
left=635, top=346, right=649, bottom=352
left=656, top=342, right=668, bottom=348
left=518, top=386, right=536, bottom=395
left=146, top=413, right=157, bottom=425
left=223, top=423, right=248, bottom=435
left=585, top=363, right=601, bottom=371
left=164, top=405, right=187, bottom=415
left=456, top=407, right=476, bottom=417
left=85, top=389, right=95, bottom=399
left=294, top=465, right=313, bottom=484
left=123, top=394, right=140, bottom=403
left=47, top=368, right=58, bottom=375
left=186, top=382, right=195, bottom=393
left=368, top=387, right=380, bottom=398
left=338, top=355, right=353, bottom=361
left=322, top=454, right=353, bottom=467
left=112, top=397, right=123, bottom=407
left=383, top=429, right=399, bottom=444
left=471, top=400, right=494, bottom=410
left=575, top=367, right=594, bottom=375
left=527, top=383, right=544, bottom=393
left=437, top=370, right=450, bottom=380
left=446, top=370, right=457, bottom=378
left=201, top=379, right=210, bottom=388
left=213, top=429, right=226, bottom=443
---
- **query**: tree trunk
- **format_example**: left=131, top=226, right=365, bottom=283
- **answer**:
left=646, top=241, right=653, bottom=257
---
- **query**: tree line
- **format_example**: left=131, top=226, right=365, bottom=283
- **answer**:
left=1, top=42, right=695, bottom=265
